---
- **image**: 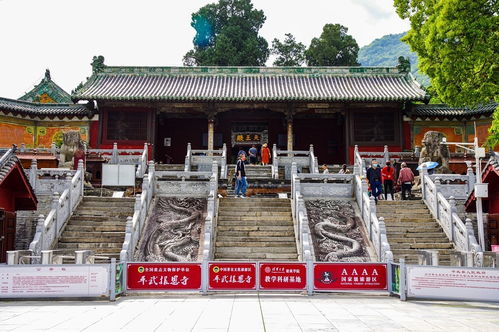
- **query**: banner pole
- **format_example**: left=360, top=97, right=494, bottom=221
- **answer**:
left=110, top=258, right=116, bottom=302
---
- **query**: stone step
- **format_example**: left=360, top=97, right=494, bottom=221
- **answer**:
left=218, top=207, right=291, bottom=212
left=218, top=211, right=292, bottom=217
left=73, top=210, right=134, bottom=216
left=215, top=241, right=296, bottom=247
left=216, top=230, right=295, bottom=237
left=214, top=253, right=298, bottom=260
left=216, top=236, right=295, bottom=242
left=76, top=204, right=135, bottom=211
left=391, top=249, right=455, bottom=255
left=67, top=220, right=126, bottom=226
left=387, top=232, right=447, bottom=240
left=377, top=200, right=425, bottom=206
left=218, top=220, right=293, bottom=226
left=390, top=243, right=454, bottom=250
left=383, top=218, right=435, bottom=223
left=64, top=225, right=126, bottom=232
left=217, top=225, right=294, bottom=232
left=59, top=236, right=124, bottom=243
left=61, top=231, right=125, bottom=238
left=219, top=202, right=291, bottom=207
left=57, top=242, right=123, bottom=249
left=82, top=197, right=135, bottom=203
left=377, top=211, right=432, bottom=217
left=215, top=247, right=297, bottom=254
left=218, top=216, right=292, bottom=221
left=385, top=221, right=441, bottom=227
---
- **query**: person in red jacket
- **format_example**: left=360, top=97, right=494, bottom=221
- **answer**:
left=381, top=161, right=395, bottom=200
left=398, top=162, right=415, bottom=200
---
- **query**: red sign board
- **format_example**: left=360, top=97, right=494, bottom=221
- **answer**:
left=208, top=262, right=256, bottom=290
left=127, top=263, right=201, bottom=291
left=259, top=263, right=307, bottom=290
left=314, top=263, right=387, bottom=290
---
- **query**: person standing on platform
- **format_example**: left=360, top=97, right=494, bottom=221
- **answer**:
left=261, top=143, right=271, bottom=166
left=366, top=159, right=383, bottom=203
left=73, top=142, right=85, bottom=170
left=398, top=162, right=415, bottom=200
left=248, top=144, right=258, bottom=165
left=338, top=164, right=350, bottom=174
left=381, top=161, right=395, bottom=200
left=235, top=154, right=248, bottom=198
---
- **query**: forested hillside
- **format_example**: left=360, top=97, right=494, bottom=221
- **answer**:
left=358, top=32, right=430, bottom=86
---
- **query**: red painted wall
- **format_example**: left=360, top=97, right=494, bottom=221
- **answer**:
left=89, top=120, right=99, bottom=148
left=0, top=187, right=15, bottom=212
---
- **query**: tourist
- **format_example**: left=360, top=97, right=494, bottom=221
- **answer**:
left=261, top=143, right=271, bottom=166
left=248, top=144, right=258, bottom=165
left=366, top=159, right=383, bottom=203
left=381, top=161, right=395, bottom=200
left=235, top=154, right=248, bottom=198
left=321, top=164, right=329, bottom=174
left=237, top=147, right=247, bottom=159
left=73, top=142, right=85, bottom=170
left=338, top=164, right=350, bottom=174
left=398, top=162, right=415, bottom=200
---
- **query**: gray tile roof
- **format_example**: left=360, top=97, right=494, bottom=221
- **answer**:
left=0, top=97, right=92, bottom=117
left=73, top=66, right=428, bottom=102
left=410, top=103, right=498, bottom=118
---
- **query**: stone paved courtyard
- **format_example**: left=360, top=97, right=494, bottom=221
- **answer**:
left=1, top=294, right=498, bottom=331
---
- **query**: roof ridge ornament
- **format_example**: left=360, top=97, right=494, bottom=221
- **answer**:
left=91, top=55, right=105, bottom=74
left=44, top=69, right=51, bottom=81
left=397, top=56, right=411, bottom=74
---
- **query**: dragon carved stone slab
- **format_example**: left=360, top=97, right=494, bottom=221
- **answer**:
left=305, top=199, right=370, bottom=262
left=135, top=197, right=207, bottom=262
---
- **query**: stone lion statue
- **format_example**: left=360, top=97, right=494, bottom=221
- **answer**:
left=419, top=131, right=451, bottom=174
left=59, top=131, right=82, bottom=169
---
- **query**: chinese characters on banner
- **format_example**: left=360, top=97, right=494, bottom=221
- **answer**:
left=407, top=266, right=499, bottom=301
left=235, top=133, right=261, bottom=143
left=314, top=263, right=387, bottom=290
left=259, top=263, right=307, bottom=290
left=127, top=263, right=202, bottom=291
left=208, top=263, right=256, bottom=290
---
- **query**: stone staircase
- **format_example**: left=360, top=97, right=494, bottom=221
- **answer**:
left=215, top=197, right=298, bottom=260
left=376, top=200, right=454, bottom=265
left=55, top=196, right=135, bottom=260
left=228, top=165, right=274, bottom=180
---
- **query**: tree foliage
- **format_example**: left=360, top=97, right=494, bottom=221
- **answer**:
left=305, top=24, right=360, bottom=66
left=271, top=33, right=306, bottom=66
left=183, top=0, right=269, bottom=66
left=358, top=32, right=430, bottom=86
left=393, top=0, right=498, bottom=107
left=486, top=108, right=499, bottom=149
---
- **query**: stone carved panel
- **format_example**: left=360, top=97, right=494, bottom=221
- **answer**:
left=156, top=181, right=210, bottom=196
left=306, top=199, right=370, bottom=262
left=301, top=183, right=353, bottom=198
left=135, top=197, right=207, bottom=262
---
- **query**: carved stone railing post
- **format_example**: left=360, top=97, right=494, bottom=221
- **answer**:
left=448, top=196, right=457, bottom=242
left=369, top=196, right=376, bottom=237
left=78, top=160, right=84, bottom=196
left=29, top=159, right=37, bottom=189
left=353, top=145, right=360, bottom=175
left=272, top=143, right=278, bottom=179
left=20, top=143, right=26, bottom=153
left=378, top=216, right=386, bottom=260
left=420, top=165, right=428, bottom=200
left=465, top=218, right=474, bottom=252
left=111, top=143, right=119, bottom=164
left=51, top=142, right=57, bottom=156
left=434, top=177, right=441, bottom=219
left=148, top=160, right=155, bottom=196
left=383, top=145, right=389, bottom=165
left=466, top=162, right=476, bottom=195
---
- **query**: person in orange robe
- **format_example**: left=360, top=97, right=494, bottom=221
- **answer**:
left=261, top=143, right=271, bottom=165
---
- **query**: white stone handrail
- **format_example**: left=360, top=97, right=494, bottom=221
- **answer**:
left=354, top=174, right=393, bottom=262
left=296, top=173, right=354, bottom=182
left=272, top=143, right=278, bottom=179
left=17, top=143, right=58, bottom=156
left=29, top=160, right=84, bottom=257
left=308, top=144, right=319, bottom=173
left=135, top=143, right=149, bottom=178
left=201, top=161, right=219, bottom=263
left=155, top=171, right=213, bottom=179
left=184, top=143, right=227, bottom=179
left=421, top=167, right=482, bottom=255
left=120, top=161, right=155, bottom=262
left=353, top=145, right=366, bottom=178
left=290, top=163, right=315, bottom=262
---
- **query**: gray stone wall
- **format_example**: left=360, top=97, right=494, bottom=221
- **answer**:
left=15, top=195, right=52, bottom=250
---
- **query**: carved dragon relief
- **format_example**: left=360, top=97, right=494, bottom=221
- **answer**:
left=306, top=200, right=369, bottom=262
left=136, top=197, right=206, bottom=262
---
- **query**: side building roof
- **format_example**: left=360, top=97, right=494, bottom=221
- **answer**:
left=0, top=97, right=94, bottom=119
left=408, top=102, right=498, bottom=120
left=72, top=57, right=429, bottom=103
left=19, top=69, right=72, bottom=104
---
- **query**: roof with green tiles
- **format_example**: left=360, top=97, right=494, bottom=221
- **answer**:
left=72, top=58, right=429, bottom=103
left=0, top=97, right=93, bottom=118
left=19, top=69, right=73, bottom=104
left=409, top=102, right=498, bottom=119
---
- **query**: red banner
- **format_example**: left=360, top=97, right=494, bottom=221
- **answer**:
left=208, top=262, right=256, bottom=290
left=127, top=263, right=202, bottom=291
left=314, top=263, right=387, bottom=290
left=259, top=263, right=307, bottom=290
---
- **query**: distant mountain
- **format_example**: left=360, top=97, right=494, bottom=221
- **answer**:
left=358, top=32, right=430, bottom=87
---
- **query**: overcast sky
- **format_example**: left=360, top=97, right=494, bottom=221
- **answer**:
left=0, top=0, right=409, bottom=99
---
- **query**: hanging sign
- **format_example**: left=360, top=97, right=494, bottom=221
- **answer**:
left=259, top=263, right=307, bottom=290
left=127, top=263, right=202, bottom=291
left=314, top=263, right=387, bottom=291
left=208, top=262, right=256, bottom=290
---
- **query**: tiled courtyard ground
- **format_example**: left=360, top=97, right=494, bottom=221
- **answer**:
left=1, top=293, right=498, bottom=331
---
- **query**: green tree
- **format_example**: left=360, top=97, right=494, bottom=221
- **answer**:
left=486, top=109, right=499, bottom=149
left=271, top=33, right=306, bottom=66
left=183, top=0, right=269, bottom=66
left=305, top=24, right=360, bottom=66
left=393, top=0, right=498, bottom=107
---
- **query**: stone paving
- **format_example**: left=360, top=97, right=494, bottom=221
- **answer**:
left=1, top=294, right=498, bottom=332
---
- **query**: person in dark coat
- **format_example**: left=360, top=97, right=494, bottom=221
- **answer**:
left=366, top=159, right=383, bottom=203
